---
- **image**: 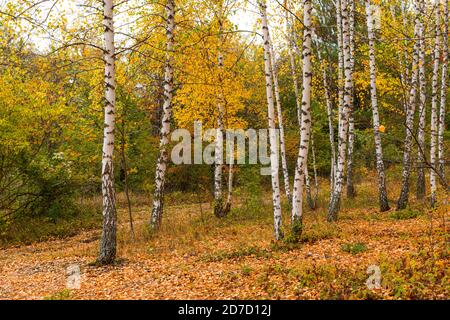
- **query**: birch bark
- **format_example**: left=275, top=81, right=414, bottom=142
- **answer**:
left=98, top=0, right=117, bottom=265
left=346, top=0, right=356, bottom=199
left=438, top=0, right=448, bottom=180
left=291, top=0, right=313, bottom=235
left=214, top=2, right=234, bottom=218
left=430, top=2, right=441, bottom=207
left=336, top=0, right=345, bottom=132
left=285, top=0, right=303, bottom=130
left=306, top=132, right=319, bottom=210
left=366, top=0, right=390, bottom=212
left=328, top=0, right=353, bottom=222
left=269, top=38, right=291, bottom=203
left=317, top=47, right=336, bottom=197
left=213, top=72, right=225, bottom=214
left=397, top=2, right=421, bottom=210
left=151, top=0, right=176, bottom=229
left=416, top=0, right=426, bottom=200
left=259, top=0, right=283, bottom=240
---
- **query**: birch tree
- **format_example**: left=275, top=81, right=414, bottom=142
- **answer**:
left=269, top=38, right=291, bottom=203
left=285, top=0, right=315, bottom=209
left=213, top=1, right=234, bottom=218
left=365, top=0, right=390, bottom=212
left=397, top=1, right=421, bottom=210
left=324, top=61, right=336, bottom=196
left=401, top=2, right=411, bottom=89
left=98, top=0, right=117, bottom=265
left=151, top=0, right=176, bottom=229
left=430, top=1, right=441, bottom=207
left=306, top=132, right=319, bottom=210
left=259, top=0, right=283, bottom=240
left=328, top=0, right=353, bottom=222
left=213, top=6, right=226, bottom=218
left=346, top=0, right=356, bottom=199
left=416, top=0, right=426, bottom=200
left=316, top=42, right=336, bottom=197
left=336, top=0, right=345, bottom=135
left=438, top=0, right=448, bottom=180
left=291, top=0, right=313, bottom=235
left=285, top=0, right=302, bottom=130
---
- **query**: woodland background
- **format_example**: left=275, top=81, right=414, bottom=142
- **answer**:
left=0, top=0, right=448, bottom=300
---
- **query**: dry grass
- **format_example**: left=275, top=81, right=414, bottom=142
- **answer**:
left=0, top=171, right=448, bottom=300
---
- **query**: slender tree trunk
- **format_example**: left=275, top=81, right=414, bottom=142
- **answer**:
left=98, top=0, right=117, bottom=265
left=224, top=129, right=234, bottom=214
left=416, top=1, right=427, bottom=200
left=397, top=2, right=421, bottom=210
left=346, top=114, right=356, bottom=197
left=438, top=0, right=448, bottom=181
left=305, top=165, right=312, bottom=208
left=328, top=0, right=353, bottom=222
left=224, top=148, right=233, bottom=214
left=120, top=116, right=134, bottom=238
left=402, top=2, right=411, bottom=107
left=336, top=0, right=345, bottom=133
left=306, top=131, right=319, bottom=210
left=312, top=134, right=319, bottom=204
left=259, top=0, right=283, bottom=240
left=151, top=0, right=175, bottom=229
left=430, top=2, right=441, bottom=208
left=390, top=6, right=408, bottom=97
left=287, top=2, right=312, bottom=207
left=346, top=0, right=356, bottom=199
left=213, top=68, right=225, bottom=217
left=366, top=0, right=390, bottom=212
left=285, top=0, right=302, bottom=130
left=291, top=0, right=313, bottom=236
left=269, top=38, right=291, bottom=203
left=214, top=6, right=232, bottom=218
left=317, top=47, right=336, bottom=198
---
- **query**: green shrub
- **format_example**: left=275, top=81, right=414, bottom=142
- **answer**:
left=341, top=242, right=367, bottom=255
left=202, top=246, right=271, bottom=262
left=390, top=208, right=420, bottom=220
left=241, top=265, right=252, bottom=276
left=44, top=289, right=72, bottom=300
left=0, top=200, right=101, bottom=246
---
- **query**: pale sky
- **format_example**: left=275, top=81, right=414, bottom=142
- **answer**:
left=2, top=0, right=291, bottom=52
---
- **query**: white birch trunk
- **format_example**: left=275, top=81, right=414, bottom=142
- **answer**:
left=416, top=1, right=427, bottom=200
left=151, top=0, right=175, bottom=229
left=269, top=38, right=291, bottom=203
left=311, top=133, right=319, bottom=203
left=291, top=0, right=313, bottom=235
left=346, top=0, right=356, bottom=198
left=328, top=0, right=353, bottom=221
left=397, top=2, right=421, bottom=210
left=402, top=2, right=411, bottom=103
left=317, top=47, right=336, bottom=198
left=366, top=0, right=390, bottom=212
left=214, top=8, right=226, bottom=218
left=259, top=0, right=283, bottom=240
left=285, top=0, right=303, bottom=129
left=346, top=114, right=355, bottom=197
left=98, top=0, right=117, bottom=265
left=336, top=0, right=345, bottom=131
left=225, top=156, right=233, bottom=213
left=306, top=132, right=319, bottom=210
left=430, top=2, right=441, bottom=207
left=438, top=0, right=448, bottom=180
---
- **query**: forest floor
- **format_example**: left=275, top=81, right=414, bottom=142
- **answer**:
left=0, top=175, right=448, bottom=300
